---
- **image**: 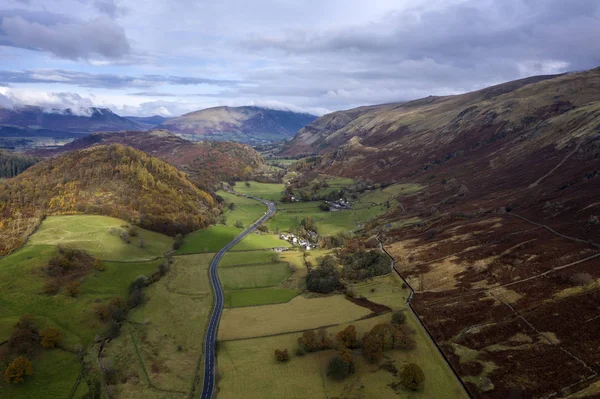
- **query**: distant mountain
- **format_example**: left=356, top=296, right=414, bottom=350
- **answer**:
left=0, top=106, right=143, bottom=138
left=32, top=130, right=266, bottom=190
left=124, top=115, right=172, bottom=129
left=159, top=106, right=317, bottom=144
left=0, top=144, right=217, bottom=255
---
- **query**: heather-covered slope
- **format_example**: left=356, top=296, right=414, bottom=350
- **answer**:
left=0, top=144, right=216, bottom=255
left=32, top=130, right=266, bottom=189
left=160, top=106, right=317, bottom=143
left=282, top=68, right=600, bottom=398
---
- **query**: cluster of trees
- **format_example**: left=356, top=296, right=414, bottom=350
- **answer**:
left=0, top=151, right=38, bottom=178
left=338, top=248, right=392, bottom=281
left=319, top=232, right=349, bottom=249
left=0, top=144, right=217, bottom=255
left=271, top=316, right=422, bottom=389
left=43, top=246, right=104, bottom=296
left=305, top=255, right=341, bottom=294
left=0, top=316, right=63, bottom=385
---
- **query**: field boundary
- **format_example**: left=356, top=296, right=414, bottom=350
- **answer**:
left=378, top=236, right=472, bottom=398
left=219, top=310, right=390, bottom=342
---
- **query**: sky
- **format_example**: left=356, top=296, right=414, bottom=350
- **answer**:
left=0, top=0, right=599, bottom=117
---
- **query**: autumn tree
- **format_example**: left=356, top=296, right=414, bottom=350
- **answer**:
left=8, top=316, right=40, bottom=356
left=40, top=327, right=62, bottom=348
left=399, top=363, right=425, bottom=390
left=4, top=356, right=33, bottom=383
left=66, top=281, right=81, bottom=297
left=362, top=333, right=383, bottom=363
left=336, top=325, right=358, bottom=349
left=274, top=349, right=290, bottom=362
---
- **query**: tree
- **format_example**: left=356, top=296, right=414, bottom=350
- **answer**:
left=93, top=259, right=105, bottom=271
left=228, top=202, right=236, bottom=211
left=301, top=216, right=317, bottom=232
left=234, top=220, right=244, bottom=228
left=40, top=327, right=62, bottom=348
left=336, top=325, right=357, bottom=349
left=274, top=349, right=290, bottom=362
left=399, top=363, right=425, bottom=390
left=327, top=351, right=355, bottom=380
left=66, top=281, right=81, bottom=297
left=245, top=181, right=251, bottom=187
left=362, top=333, right=383, bottom=363
left=8, top=315, right=41, bottom=356
left=4, top=356, right=33, bottom=383
left=391, top=311, right=406, bottom=325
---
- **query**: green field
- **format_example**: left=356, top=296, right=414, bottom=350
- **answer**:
left=219, top=262, right=292, bottom=290
left=103, top=254, right=214, bottom=397
left=217, top=313, right=467, bottom=399
left=220, top=250, right=276, bottom=267
left=232, top=233, right=291, bottom=251
left=265, top=158, right=301, bottom=166
left=357, top=183, right=424, bottom=205
left=217, top=190, right=267, bottom=228
left=269, top=201, right=386, bottom=235
left=176, top=225, right=242, bottom=254
left=27, top=215, right=172, bottom=261
left=232, top=181, right=285, bottom=201
left=224, top=287, right=299, bottom=308
left=0, top=216, right=169, bottom=399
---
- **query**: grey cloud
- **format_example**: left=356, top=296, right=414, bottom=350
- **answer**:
left=93, top=0, right=128, bottom=19
left=242, top=1, right=600, bottom=71
left=0, top=69, right=240, bottom=89
left=0, top=10, right=131, bottom=60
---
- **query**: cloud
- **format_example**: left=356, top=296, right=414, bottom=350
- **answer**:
left=93, top=0, right=128, bottom=19
left=0, top=69, right=240, bottom=89
left=0, top=86, right=95, bottom=115
left=0, top=10, right=131, bottom=60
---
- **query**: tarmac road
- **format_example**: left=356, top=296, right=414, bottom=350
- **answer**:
left=200, top=196, right=276, bottom=399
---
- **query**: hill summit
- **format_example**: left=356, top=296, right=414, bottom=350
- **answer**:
left=0, top=144, right=216, bottom=255
left=159, top=106, right=317, bottom=144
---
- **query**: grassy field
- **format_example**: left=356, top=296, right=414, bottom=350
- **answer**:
left=103, top=254, right=214, bottom=398
left=0, top=216, right=169, bottom=399
left=0, top=350, right=82, bottom=399
left=27, top=215, right=172, bottom=261
left=357, top=183, right=424, bottom=205
left=350, top=274, right=411, bottom=310
left=232, top=181, right=285, bottom=201
left=218, top=262, right=292, bottom=290
left=175, top=225, right=242, bottom=254
left=220, top=250, right=276, bottom=267
left=232, top=233, right=291, bottom=251
left=269, top=200, right=387, bottom=235
left=218, top=311, right=467, bottom=399
left=224, top=288, right=299, bottom=308
left=217, top=190, right=267, bottom=228
left=218, top=295, right=371, bottom=340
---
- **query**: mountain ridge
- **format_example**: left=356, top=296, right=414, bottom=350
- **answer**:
left=159, top=105, right=317, bottom=144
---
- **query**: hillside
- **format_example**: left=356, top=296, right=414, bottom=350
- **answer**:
left=0, top=106, right=143, bottom=138
left=0, top=144, right=216, bottom=255
left=282, top=68, right=600, bottom=398
left=123, top=115, right=171, bottom=130
left=31, top=130, right=266, bottom=189
left=159, top=106, right=317, bottom=144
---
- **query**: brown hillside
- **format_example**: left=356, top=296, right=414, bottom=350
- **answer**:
left=284, top=68, right=600, bottom=398
left=0, top=144, right=216, bottom=255
left=31, top=130, right=266, bottom=190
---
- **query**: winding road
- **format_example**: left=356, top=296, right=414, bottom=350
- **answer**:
left=200, top=196, right=276, bottom=399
